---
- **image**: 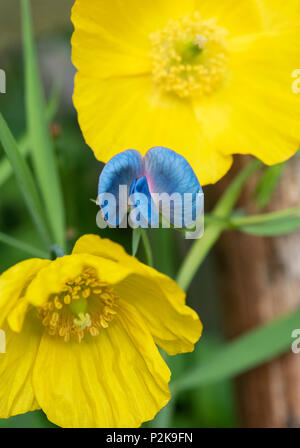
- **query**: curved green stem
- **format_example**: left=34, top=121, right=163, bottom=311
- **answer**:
left=176, top=159, right=262, bottom=291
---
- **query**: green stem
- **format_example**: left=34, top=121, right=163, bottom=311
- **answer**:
left=132, top=228, right=142, bottom=256
left=141, top=229, right=153, bottom=267
left=150, top=229, right=176, bottom=276
left=176, top=159, right=262, bottom=291
left=0, top=232, right=49, bottom=258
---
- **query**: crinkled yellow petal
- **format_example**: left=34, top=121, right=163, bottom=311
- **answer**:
left=195, top=0, right=263, bottom=36
left=33, top=301, right=170, bottom=428
left=73, top=234, right=202, bottom=355
left=73, top=234, right=185, bottom=304
left=0, top=259, right=50, bottom=329
left=72, top=233, right=130, bottom=262
left=24, top=253, right=133, bottom=308
left=115, top=273, right=202, bottom=355
left=74, top=73, right=232, bottom=185
left=0, top=313, right=43, bottom=418
left=71, top=0, right=196, bottom=79
left=193, top=30, right=300, bottom=165
left=7, top=297, right=31, bottom=333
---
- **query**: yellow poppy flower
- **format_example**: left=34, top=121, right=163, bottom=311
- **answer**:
left=0, top=234, right=202, bottom=428
left=71, top=0, right=300, bottom=185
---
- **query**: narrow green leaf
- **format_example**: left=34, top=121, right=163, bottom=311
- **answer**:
left=0, top=232, right=48, bottom=258
left=21, top=0, right=65, bottom=248
left=255, top=163, right=285, bottom=210
left=132, top=228, right=141, bottom=256
left=205, top=207, right=300, bottom=236
left=173, top=308, right=300, bottom=393
left=0, top=134, right=29, bottom=187
left=232, top=205, right=300, bottom=225
left=240, top=217, right=300, bottom=236
left=0, top=113, right=50, bottom=246
left=0, top=85, right=61, bottom=188
left=229, top=205, right=300, bottom=236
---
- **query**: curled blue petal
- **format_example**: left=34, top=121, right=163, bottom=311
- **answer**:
left=129, top=176, right=159, bottom=228
left=144, top=147, right=203, bottom=227
left=98, top=149, right=143, bottom=226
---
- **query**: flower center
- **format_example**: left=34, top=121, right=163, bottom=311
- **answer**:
left=38, top=267, right=118, bottom=342
left=150, top=12, right=228, bottom=99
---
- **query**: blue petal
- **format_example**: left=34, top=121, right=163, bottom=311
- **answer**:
left=129, top=176, right=159, bottom=228
left=98, top=150, right=143, bottom=226
left=144, top=147, right=203, bottom=227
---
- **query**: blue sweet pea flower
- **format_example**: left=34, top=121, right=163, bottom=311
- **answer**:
left=98, top=147, right=203, bottom=229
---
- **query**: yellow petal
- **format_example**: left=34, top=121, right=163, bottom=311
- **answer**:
left=33, top=301, right=170, bottom=428
left=73, top=234, right=203, bottom=355
left=71, top=0, right=195, bottom=79
left=0, top=259, right=50, bottom=329
left=115, top=271, right=203, bottom=355
left=195, top=0, right=263, bottom=36
left=194, top=29, right=300, bottom=165
left=74, top=73, right=232, bottom=185
left=0, top=313, right=42, bottom=418
left=7, top=297, right=31, bottom=333
left=72, top=234, right=130, bottom=262
left=25, top=253, right=133, bottom=308
left=255, top=0, right=300, bottom=31
left=73, top=235, right=184, bottom=304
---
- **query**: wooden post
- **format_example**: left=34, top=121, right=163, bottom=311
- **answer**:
left=215, top=155, right=300, bottom=428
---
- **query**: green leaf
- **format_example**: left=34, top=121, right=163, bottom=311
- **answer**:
left=255, top=163, right=285, bottom=210
left=21, top=0, right=65, bottom=249
left=0, top=134, right=29, bottom=187
left=132, top=228, right=141, bottom=256
left=172, top=307, right=300, bottom=393
left=0, top=232, right=48, bottom=258
left=230, top=205, right=300, bottom=236
left=0, top=113, right=50, bottom=246
left=0, top=85, right=61, bottom=188
left=240, top=217, right=300, bottom=236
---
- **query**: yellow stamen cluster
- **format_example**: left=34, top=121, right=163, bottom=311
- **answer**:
left=38, top=267, right=118, bottom=343
left=150, top=12, right=228, bottom=98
